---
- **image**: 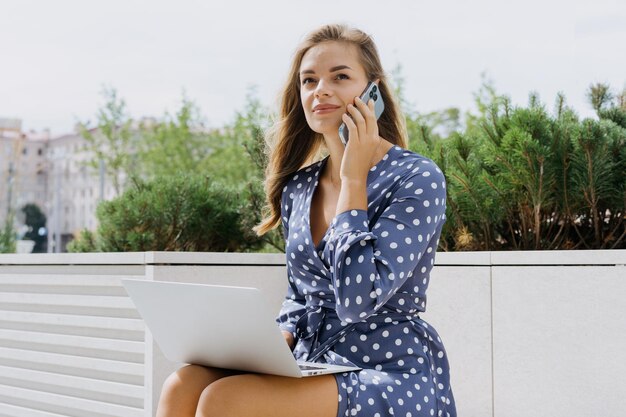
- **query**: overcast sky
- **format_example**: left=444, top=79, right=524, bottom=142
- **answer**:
left=1, top=0, right=624, bottom=136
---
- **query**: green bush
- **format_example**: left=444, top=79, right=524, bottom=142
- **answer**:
left=0, top=214, right=16, bottom=254
left=66, top=229, right=99, bottom=253
left=416, top=91, right=626, bottom=250
left=68, top=175, right=265, bottom=252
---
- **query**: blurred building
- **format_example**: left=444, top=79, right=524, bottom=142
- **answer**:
left=1, top=118, right=118, bottom=252
left=1, top=118, right=49, bottom=231
left=46, top=131, right=119, bottom=252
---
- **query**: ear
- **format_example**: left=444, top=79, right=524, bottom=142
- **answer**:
left=373, top=78, right=380, bottom=85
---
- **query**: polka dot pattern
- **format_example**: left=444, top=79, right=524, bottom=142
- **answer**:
left=276, top=146, right=456, bottom=416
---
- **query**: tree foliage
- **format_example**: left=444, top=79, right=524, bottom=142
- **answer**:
left=0, top=213, right=16, bottom=254
left=73, top=86, right=288, bottom=253
left=21, top=203, right=47, bottom=253
left=68, top=175, right=264, bottom=252
left=224, top=87, right=285, bottom=252
left=78, top=86, right=135, bottom=196
left=421, top=81, right=625, bottom=250
left=73, top=79, right=625, bottom=253
left=136, top=96, right=216, bottom=178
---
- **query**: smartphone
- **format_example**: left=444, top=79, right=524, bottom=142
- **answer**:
left=338, top=81, right=385, bottom=145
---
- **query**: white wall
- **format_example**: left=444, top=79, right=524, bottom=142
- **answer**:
left=0, top=250, right=624, bottom=417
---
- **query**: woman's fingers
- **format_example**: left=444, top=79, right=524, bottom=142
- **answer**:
left=367, top=98, right=378, bottom=136
left=346, top=103, right=366, bottom=142
left=353, top=97, right=378, bottom=139
left=341, top=112, right=357, bottom=142
left=342, top=95, right=379, bottom=157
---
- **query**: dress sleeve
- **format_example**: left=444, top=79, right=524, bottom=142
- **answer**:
left=275, top=182, right=307, bottom=338
left=326, top=160, right=447, bottom=323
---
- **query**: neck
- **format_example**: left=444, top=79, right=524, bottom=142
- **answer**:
left=327, top=158, right=341, bottom=189
left=324, top=135, right=345, bottom=189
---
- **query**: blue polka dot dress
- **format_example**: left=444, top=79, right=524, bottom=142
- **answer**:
left=277, top=145, right=456, bottom=417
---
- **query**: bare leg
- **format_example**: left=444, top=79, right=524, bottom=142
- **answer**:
left=156, top=364, right=241, bottom=417
left=195, top=373, right=339, bottom=417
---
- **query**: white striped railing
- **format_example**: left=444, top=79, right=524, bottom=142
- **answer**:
left=0, top=256, right=150, bottom=417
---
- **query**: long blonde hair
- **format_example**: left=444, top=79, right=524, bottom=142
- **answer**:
left=253, top=23, right=408, bottom=236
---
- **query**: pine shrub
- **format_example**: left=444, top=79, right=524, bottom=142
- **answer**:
left=68, top=175, right=264, bottom=252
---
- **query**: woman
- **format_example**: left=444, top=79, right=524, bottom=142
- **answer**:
left=156, top=23, right=456, bottom=417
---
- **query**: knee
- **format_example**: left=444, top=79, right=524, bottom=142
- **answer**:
left=195, top=377, right=242, bottom=417
left=160, top=365, right=206, bottom=400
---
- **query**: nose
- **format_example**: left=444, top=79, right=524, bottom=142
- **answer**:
left=314, top=79, right=331, bottom=98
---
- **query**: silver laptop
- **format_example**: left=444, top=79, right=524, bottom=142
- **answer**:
left=122, top=279, right=361, bottom=377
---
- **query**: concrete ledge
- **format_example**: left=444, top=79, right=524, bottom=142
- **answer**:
left=491, top=249, right=626, bottom=265
left=145, top=251, right=286, bottom=265
left=0, top=252, right=148, bottom=265
left=432, top=251, right=491, bottom=265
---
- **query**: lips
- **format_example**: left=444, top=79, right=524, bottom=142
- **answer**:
left=313, top=104, right=341, bottom=112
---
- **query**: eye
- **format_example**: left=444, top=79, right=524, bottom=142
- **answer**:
left=336, top=73, right=349, bottom=80
left=302, top=77, right=316, bottom=85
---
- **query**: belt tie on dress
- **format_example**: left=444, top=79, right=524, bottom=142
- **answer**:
left=295, top=305, right=326, bottom=342
left=294, top=304, right=357, bottom=363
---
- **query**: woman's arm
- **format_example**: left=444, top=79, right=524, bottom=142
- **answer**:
left=276, top=281, right=306, bottom=343
left=326, top=161, right=447, bottom=323
left=336, top=178, right=368, bottom=214
left=335, top=98, right=379, bottom=217
left=275, top=181, right=307, bottom=344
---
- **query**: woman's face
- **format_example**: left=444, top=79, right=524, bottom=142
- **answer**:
left=299, top=41, right=370, bottom=137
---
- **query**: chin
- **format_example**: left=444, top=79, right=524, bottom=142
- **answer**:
left=310, top=121, right=340, bottom=136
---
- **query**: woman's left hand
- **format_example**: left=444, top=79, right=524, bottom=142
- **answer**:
left=281, top=330, right=295, bottom=350
left=340, top=96, right=381, bottom=182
